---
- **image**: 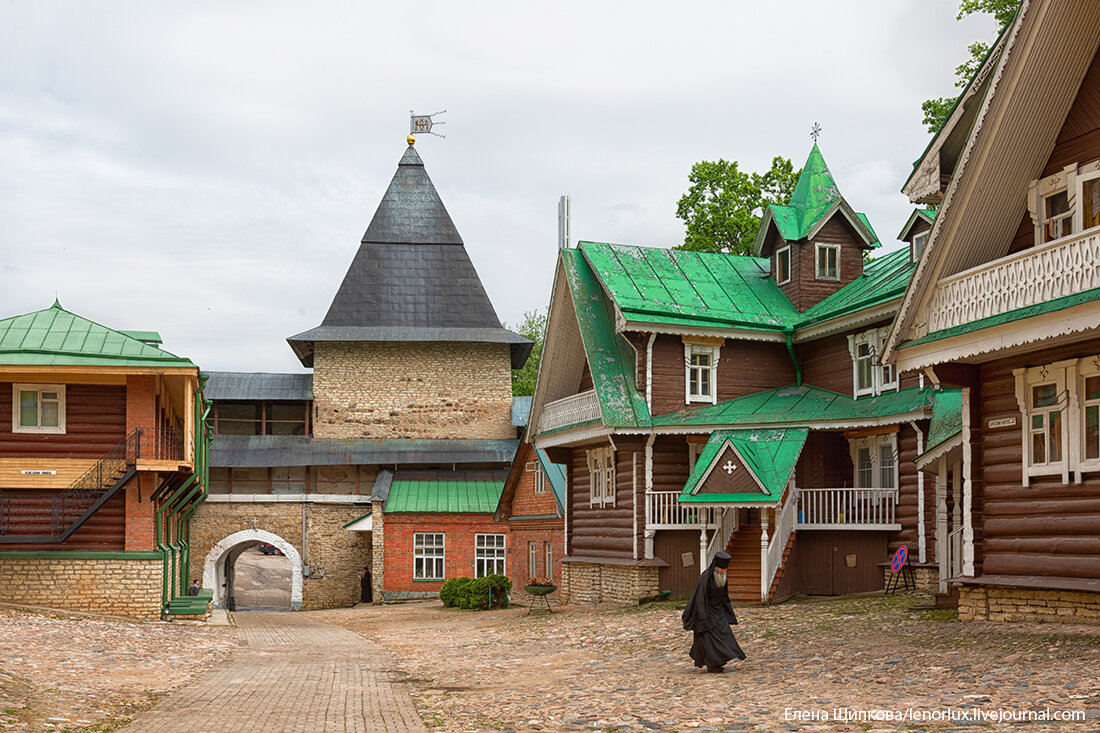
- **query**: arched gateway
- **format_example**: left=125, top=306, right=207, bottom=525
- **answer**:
left=202, top=529, right=303, bottom=611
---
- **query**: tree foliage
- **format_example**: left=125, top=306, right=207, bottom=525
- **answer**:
left=509, top=309, right=546, bottom=396
left=674, top=156, right=800, bottom=255
left=921, top=0, right=1020, bottom=133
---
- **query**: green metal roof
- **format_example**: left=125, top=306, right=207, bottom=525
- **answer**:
left=897, top=208, right=937, bottom=241
left=562, top=248, right=651, bottom=428
left=0, top=302, right=196, bottom=368
left=536, top=449, right=567, bottom=512
left=651, top=384, right=934, bottom=428
left=578, top=241, right=798, bottom=332
left=797, top=247, right=916, bottom=328
left=679, top=428, right=807, bottom=504
left=924, top=388, right=963, bottom=455
left=898, top=286, right=1100, bottom=351
left=765, top=144, right=878, bottom=247
left=383, top=479, right=505, bottom=514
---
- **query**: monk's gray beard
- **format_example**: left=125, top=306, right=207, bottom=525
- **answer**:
left=713, top=569, right=727, bottom=587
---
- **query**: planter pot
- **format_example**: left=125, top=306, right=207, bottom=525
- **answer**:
left=524, top=585, right=557, bottom=596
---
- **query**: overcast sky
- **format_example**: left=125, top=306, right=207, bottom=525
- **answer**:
left=0, top=1, right=999, bottom=373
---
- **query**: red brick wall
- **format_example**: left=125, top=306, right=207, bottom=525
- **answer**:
left=383, top=512, right=513, bottom=593
left=511, top=461, right=559, bottom=517
left=125, top=376, right=157, bottom=551
left=507, top=519, right=564, bottom=599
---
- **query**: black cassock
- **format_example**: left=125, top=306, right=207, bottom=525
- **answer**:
left=681, top=563, right=746, bottom=669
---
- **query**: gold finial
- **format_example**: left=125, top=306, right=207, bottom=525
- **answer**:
left=407, top=135, right=416, bottom=145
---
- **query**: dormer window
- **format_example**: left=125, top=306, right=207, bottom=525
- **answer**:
left=849, top=328, right=897, bottom=398
left=815, top=242, right=839, bottom=281
left=911, top=231, right=928, bottom=262
left=1043, top=190, right=1072, bottom=243
left=684, top=341, right=721, bottom=404
left=775, top=246, right=791, bottom=285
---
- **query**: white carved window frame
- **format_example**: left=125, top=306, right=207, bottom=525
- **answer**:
left=1076, top=167, right=1100, bottom=235
left=530, top=458, right=545, bottom=494
left=847, top=328, right=897, bottom=399
left=775, top=245, right=791, bottom=285
left=1077, top=356, right=1100, bottom=476
left=815, top=241, right=840, bottom=281
left=12, top=383, right=66, bottom=434
left=586, top=445, right=616, bottom=507
left=1027, top=161, right=1100, bottom=246
left=684, top=343, right=720, bottom=405
left=911, top=231, right=928, bottom=263
left=848, top=433, right=898, bottom=490
left=1013, top=359, right=1075, bottom=485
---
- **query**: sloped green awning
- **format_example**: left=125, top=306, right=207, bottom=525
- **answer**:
left=384, top=479, right=505, bottom=514
left=679, top=428, right=808, bottom=504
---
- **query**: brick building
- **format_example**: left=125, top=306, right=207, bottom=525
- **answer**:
left=193, top=140, right=533, bottom=607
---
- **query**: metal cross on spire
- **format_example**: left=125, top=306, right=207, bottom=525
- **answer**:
left=810, top=122, right=822, bottom=143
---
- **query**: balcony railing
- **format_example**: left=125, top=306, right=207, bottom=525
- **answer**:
left=646, top=491, right=719, bottom=529
left=925, top=227, right=1100, bottom=334
left=796, top=488, right=900, bottom=530
left=539, top=389, right=602, bottom=433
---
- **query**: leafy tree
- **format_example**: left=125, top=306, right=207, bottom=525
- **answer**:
left=509, top=309, right=546, bottom=396
left=674, top=156, right=800, bottom=255
left=921, top=0, right=1020, bottom=133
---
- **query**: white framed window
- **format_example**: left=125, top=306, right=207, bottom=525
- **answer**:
left=586, top=445, right=616, bottom=507
left=475, top=533, right=506, bottom=577
left=848, top=328, right=898, bottom=398
left=527, top=541, right=537, bottom=577
left=911, top=231, right=928, bottom=262
left=533, top=459, right=545, bottom=494
left=775, top=245, right=791, bottom=285
left=1043, top=189, right=1073, bottom=243
left=544, top=541, right=553, bottom=579
left=1078, top=169, right=1100, bottom=233
left=849, top=434, right=898, bottom=490
left=12, top=384, right=66, bottom=434
left=1014, top=360, right=1072, bottom=483
left=815, top=242, right=840, bottom=281
left=684, top=343, right=720, bottom=404
left=413, top=532, right=445, bottom=580
left=1028, top=160, right=1100, bottom=245
left=1081, top=362, right=1100, bottom=468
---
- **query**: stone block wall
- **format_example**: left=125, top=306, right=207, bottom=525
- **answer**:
left=958, top=584, right=1100, bottom=624
left=0, top=556, right=162, bottom=620
left=190, top=501, right=371, bottom=610
left=560, top=561, right=659, bottom=606
left=311, top=341, right=514, bottom=440
left=880, top=565, right=940, bottom=592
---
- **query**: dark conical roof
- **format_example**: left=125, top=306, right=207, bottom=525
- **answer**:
left=288, top=144, right=531, bottom=369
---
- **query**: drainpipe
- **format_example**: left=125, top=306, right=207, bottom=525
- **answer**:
left=156, top=474, right=196, bottom=608
left=645, top=332, right=656, bottom=413
left=784, top=327, right=802, bottom=386
left=178, top=384, right=212, bottom=594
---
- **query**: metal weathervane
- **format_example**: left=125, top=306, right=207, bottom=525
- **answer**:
left=409, top=109, right=447, bottom=139
left=810, top=122, right=822, bottom=143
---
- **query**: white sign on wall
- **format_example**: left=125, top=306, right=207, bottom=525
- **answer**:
left=21, top=469, right=57, bottom=475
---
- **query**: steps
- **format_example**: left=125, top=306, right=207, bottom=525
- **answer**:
left=725, top=524, right=762, bottom=605
left=766, top=530, right=797, bottom=603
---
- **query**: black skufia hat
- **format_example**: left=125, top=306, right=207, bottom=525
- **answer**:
left=714, top=551, right=731, bottom=568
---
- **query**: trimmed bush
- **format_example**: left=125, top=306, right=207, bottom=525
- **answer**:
left=439, top=574, right=512, bottom=610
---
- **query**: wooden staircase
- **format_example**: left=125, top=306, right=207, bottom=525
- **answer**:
left=725, top=524, right=762, bottom=605
left=766, top=530, right=797, bottom=604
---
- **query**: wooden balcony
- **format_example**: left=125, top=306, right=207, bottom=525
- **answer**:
left=926, top=227, right=1100, bottom=334
left=796, top=488, right=900, bottom=531
left=646, top=491, right=719, bottom=530
left=539, top=389, right=602, bottom=433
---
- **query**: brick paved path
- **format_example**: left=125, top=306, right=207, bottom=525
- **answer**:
left=119, top=612, right=426, bottom=733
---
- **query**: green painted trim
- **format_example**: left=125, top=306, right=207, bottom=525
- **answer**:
left=0, top=550, right=162, bottom=559
left=508, top=513, right=560, bottom=521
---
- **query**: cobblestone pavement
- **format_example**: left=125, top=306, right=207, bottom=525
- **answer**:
left=0, top=606, right=235, bottom=732
left=118, top=611, right=426, bottom=733
left=319, top=592, right=1100, bottom=733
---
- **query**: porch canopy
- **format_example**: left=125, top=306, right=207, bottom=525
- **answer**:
left=679, top=428, right=807, bottom=505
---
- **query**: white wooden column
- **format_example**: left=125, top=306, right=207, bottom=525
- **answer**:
left=699, top=528, right=708, bottom=576
left=760, top=510, right=770, bottom=603
left=911, top=421, right=927, bottom=563
left=961, top=387, right=975, bottom=577
left=935, top=456, right=948, bottom=594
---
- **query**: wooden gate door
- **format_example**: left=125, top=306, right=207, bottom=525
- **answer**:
left=795, top=532, right=835, bottom=595
left=654, top=530, right=702, bottom=599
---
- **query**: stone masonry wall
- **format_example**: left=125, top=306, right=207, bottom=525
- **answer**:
left=560, top=562, right=659, bottom=606
left=958, top=584, right=1100, bottom=625
left=0, top=557, right=162, bottom=620
left=880, top=565, right=940, bottom=592
left=191, top=502, right=371, bottom=610
left=311, top=341, right=514, bottom=440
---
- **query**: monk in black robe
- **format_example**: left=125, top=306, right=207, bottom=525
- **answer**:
left=682, top=551, right=745, bottom=672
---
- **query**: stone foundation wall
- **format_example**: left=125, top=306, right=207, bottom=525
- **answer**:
left=0, top=556, right=162, bottom=620
left=880, top=565, right=940, bottom=592
left=958, top=584, right=1100, bottom=624
left=312, top=341, right=514, bottom=440
left=191, top=501, right=371, bottom=610
left=560, top=561, right=659, bottom=606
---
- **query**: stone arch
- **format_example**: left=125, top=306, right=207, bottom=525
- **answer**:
left=202, top=529, right=303, bottom=611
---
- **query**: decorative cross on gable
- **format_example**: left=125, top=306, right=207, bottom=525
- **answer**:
left=723, top=460, right=737, bottom=475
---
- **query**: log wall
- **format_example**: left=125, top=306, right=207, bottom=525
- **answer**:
left=0, top=384, right=127, bottom=459
left=780, top=218, right=865, bottom=312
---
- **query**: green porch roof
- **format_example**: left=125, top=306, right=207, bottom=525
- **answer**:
left=562, top=248, right=651, bottom=428
left=0, top=302, right=196, bottom=368
left=898, top=285, right=1100, bottom=351
left=679, top=428, right=807, bottom=504
left=651, top=384, right=934, bottom=428
left=797, top=247, right=916, bottom=328
left=536, top=449, right=567, bottom=512
left=923, top=388, right=963, bottom=456
left=578, top=241, right=798, bottom=332
left=383, top=479, right=504, bottom=514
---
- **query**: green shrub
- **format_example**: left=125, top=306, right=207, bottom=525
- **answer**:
left=439, top=574, right=512, bottom=610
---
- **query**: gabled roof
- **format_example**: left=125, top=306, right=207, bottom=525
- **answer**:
left=796, top=247, right=916, bottom=329
left=754, top=144, right=879, bottom=254
left=384, top=476, right=505, bottom=514
left=579, top=241, right=798, bottom=333
left=0, top=302, right=196, bottom=368
left=897, top=208, right=937, bottom=242
left=495, top=440, right=565, bottom=520
left=650, top=384, right=934, bottom=429
left=288, top=143, right=531, bottom=368
left=561, top=248, right=651, bottom=428
left=537, top=449, right=567, bottom=511
left=679, top=428, right=807, bottom=504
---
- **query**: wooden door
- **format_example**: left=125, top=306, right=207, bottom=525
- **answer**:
left=654, top=530, right=703, bottom=599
